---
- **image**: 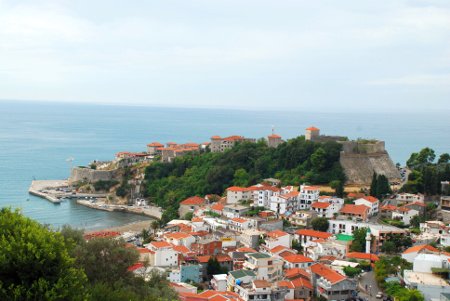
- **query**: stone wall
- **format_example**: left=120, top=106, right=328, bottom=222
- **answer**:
left=69, top=167, right=119, bottom=184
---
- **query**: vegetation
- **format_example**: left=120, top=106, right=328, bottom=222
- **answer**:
left=0, top=208, right=177, bottom=301
left=0, top=208, right=87, bottom=300
left=343, top=266, right=362, bottom=277
left=94, top=180, right=119, bottom=192
left=385, top=282, right=424, bottom=301
left=206, top=257, right=228, bottom=279
left=349, top=227, right=368, bottom=252
left=144, top=138, right=345, bottom=216
left=370, top=173, right=391, bottom=199
left=402, top=148, right=450, bottom=195
left=374, top=256, right=412, bottom=289
left=329, top=180, right=344, bottom=197
left=311, top=217, right=329, bottom=232
left=380, top=233, right=412, bottom=254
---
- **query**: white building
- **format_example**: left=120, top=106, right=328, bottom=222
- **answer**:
left=211, top=274, right=228, bottom=291
left=250, top=184, right=281, bottom=208
left=298, top=185, right=320, bottom=210
left=391, top=207, right=419, bottom=225
left=226, top=186, right=252, bottom=204
left=281, top=254, right=314, bottom=269
left=243, top=253, right=284, bottom=282
left=264, top=230, right=292, bottom=250
left=228, top=217, right=254, bottom=232
left=311, top=197, right=343, bottom=218
left=164, top=232, right=196, bottom=249
left=354, top=196, right=379, bottom=216
left=270, top=191, right=299, bottom=215
left=146, top=241, right=179, bottom=267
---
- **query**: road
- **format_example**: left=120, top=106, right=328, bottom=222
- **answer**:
left=358, top=271, right=382, bottom=301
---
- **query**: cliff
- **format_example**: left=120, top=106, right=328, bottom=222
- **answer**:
left=339, top=140, right=401, bottom=185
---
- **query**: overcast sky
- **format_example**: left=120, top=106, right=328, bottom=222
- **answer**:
left=0, top=0, right=449, bottom=112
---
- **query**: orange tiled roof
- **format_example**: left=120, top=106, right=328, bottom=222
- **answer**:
left=266, top=229, right=289, bottom=238
left=226, top=186, right=250, bottom=192
left=346, top=252, right=380, bottom=262
left=306, top=126, right=319, bottom=131
left=192, top=217, right=204, bottom=222
left=253, top=280, right=271, bottom=288
left=172, top=245, right=192, bottom=255
left=150, top=241, right=172, bottom=249
left=231, top=217, right=247, bottom=224
left=340, top=204, right=369, bottom=215
left=284, top=267, right=310, bottom=279
left=291, top=277, right=313, bottom=290
left=311, top=202, right=330, bottom=209
left=211, top=203, right=224, bottom=211
left=147, top=142, right=164, bottom=147
left=402, top=244, right=440, bottom=254
left=295, top=229, right=332, bottom=239
left=302, top=186, right=320, bottom=191
left=361, top=196, right=379, bottom=203
left=270, top=245, right=289, bottom=254
left=381, top=205, right=397, bottom=211
left=310, top=263, right=346, bottom=284
left=180, top=196, right=206, bottom=206
left=236, top=247, right=257, bottom=253
left=282, top=254, right=314, bottom=264
left=268, top=134, right=281, bottom=138
left=165, top=232, right=193, bottom=240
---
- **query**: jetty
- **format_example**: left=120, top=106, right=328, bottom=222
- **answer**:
left=29, top=180, right=107, bottom=204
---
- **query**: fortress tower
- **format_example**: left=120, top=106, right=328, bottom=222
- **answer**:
left=305, top=126, right=320, bottom=141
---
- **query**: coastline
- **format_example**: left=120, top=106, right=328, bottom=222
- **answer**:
left=84, top=219, right=157, bottom=235
left=76, top=199, right=163, bottom=220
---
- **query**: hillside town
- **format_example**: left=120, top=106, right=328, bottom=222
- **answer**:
left=78, top=128, right=450, bottom=301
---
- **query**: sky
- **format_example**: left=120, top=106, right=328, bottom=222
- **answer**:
left=0, top=0, right=449, bottom=112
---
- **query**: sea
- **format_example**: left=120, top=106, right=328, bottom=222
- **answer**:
left=0, top=100, right=448, bottom=230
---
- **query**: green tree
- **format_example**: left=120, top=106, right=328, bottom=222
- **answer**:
left=206, top=257, right=226, bottom=278
left=370, top=173, right=378, bottom=197
left=183, top=212, right=194, bottom=220
left=311, top=217, right=329, bottom=232
left=330, top=180, right=344, bottom=197
left=350, top=228, right=368, bottom=252
left=381, top=241, right=396, bottom=254
left=376, top=174, right=391, bottom=199
left=0, top=208, right=87, bottom=300
left=233, top=168, right=250, bottom=187
left=74, top=237, right=139, bottom=284
left=438, top=153, right=450, bottom=164
left=310, top=147, right=327, bottom=171
left=343, top=266, right=362, bottom=277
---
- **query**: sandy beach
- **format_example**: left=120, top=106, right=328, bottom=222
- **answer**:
left=84, top=219, right=157, bottom=235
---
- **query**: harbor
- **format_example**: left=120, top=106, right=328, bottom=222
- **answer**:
left=28, top=179, right=162, bottom=219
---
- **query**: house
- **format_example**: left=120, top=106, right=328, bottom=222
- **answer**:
left=278, top=278, right=314, bottom=301
left=391, top=206, right=419, bottom=225
left=393, top=193, right=424, bottom=205
left=310, top=263, right=357, bottom=300
left=210, top=202, right=224, bottom=215
left=233, top=279, right=287, bottom=301
left=240, top=229, right=264, bottom=249
left=146, top=142, right=164, bottom=155
left=226, top=186, right=253, bottom=204
left=298, top=185, right=320, bottom=210
left=223, top=204, right=251, bottom=218
left=197, top=255, right=233, bottom=281
left=287, top=210, right=317, bottom=227
left=280, top=254, right=314, bottom=269
left=304, top=239, right=348, bottom=261
left=401, top=244, right=440, bottom=263
left=338, top=204, right=369, bottom=221
left=168, top=264, right=202, bottom=283
left=295, top=229, right=333, bottom=248
left=170, top=282, right=198, bottom=295
left=354, top=196, right=379, bottom=216
left=211, top=274, right=228, bottom=291
left=179, top=196, right=206, bottom=217
left=270, top=191, right=299, bottom=215
left=250, top=184, right=281, bottom=208
left=179, top=290, right=242, bottom=301
left=164, top=232, right=196, bottom=249
left=243, top=253, right=283, bottom=282
left=228, top=217, right=254, bottom=232
left=403, top=253, right=450, bottom=301
left=264, top=230, right=291, bottom=250
left=146, top=241, right=179, bottom=267
left=227, top=269, right=257, bottom=292
left=191, top=239, right=222, bottom=256
left=267, top=133, right=283, bottom=148
left=210, top=135, right=256, bottom=153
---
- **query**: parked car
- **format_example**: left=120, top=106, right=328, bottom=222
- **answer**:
left=376, top=292, right=383, bottom=299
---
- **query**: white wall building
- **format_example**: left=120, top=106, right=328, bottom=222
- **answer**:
left=354, top=196, right=379, bottom=216
left=147, top=241, right=179, bottom=267
left=226, top=187, right=252, bottom=204
left=298, top=185, right=320, bottom=210
left=265, top=230, right=292, bottom=250
left=211, top=274, right=228, bottom=291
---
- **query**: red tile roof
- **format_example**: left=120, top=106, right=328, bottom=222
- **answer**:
left=381, top=205, right=397, bottom=211
left=211, top=203, right=224, bottom=211
left=284, top=267, right=310, bottom=279
left=127, top=262, right=144, bottom=271
left=296, top=229, right=332, bottom=239
left=340, top=204, right=369, bottom=215
left=266, top=229, right=289, bottom=238
left=236, top=247, right=257, bottom=253
left=150, top=241, right=172, bottom=249
left=226, top=186, right=250, bottom=192
left=402, top=244, right=440, bottom=254
left=165, top=232, right=193, bottom=240
left=270, top=245, right=290, bottom=254
left=282, top=254, right=314, bottom=264
left=147, top=142, right=164, bottom=147
left=311, top=202, right=330, bottom=209
left=180, top=196, right=206, bottom=206
left=268, top=134, right=281, bottom=139
left=361, top=196, right=379, bottom=203
left=346, top=252, right=380, bottom=262
left=306, top=126, right=320, bottom=131
left=231, top=217, right=248, bottom=224
left=310, top=263, right=346, bottom=284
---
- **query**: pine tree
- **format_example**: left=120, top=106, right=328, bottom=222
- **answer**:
left=370, top=173, right=378, bottom=197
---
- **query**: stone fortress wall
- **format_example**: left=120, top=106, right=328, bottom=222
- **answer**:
left=69, top=167, right=120, bottom=184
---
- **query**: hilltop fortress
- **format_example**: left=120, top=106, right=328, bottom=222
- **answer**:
left=306, top=126, right=401, bottom=185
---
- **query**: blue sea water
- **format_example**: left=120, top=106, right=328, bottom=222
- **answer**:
left=0, top=100, right=448, bottom=230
